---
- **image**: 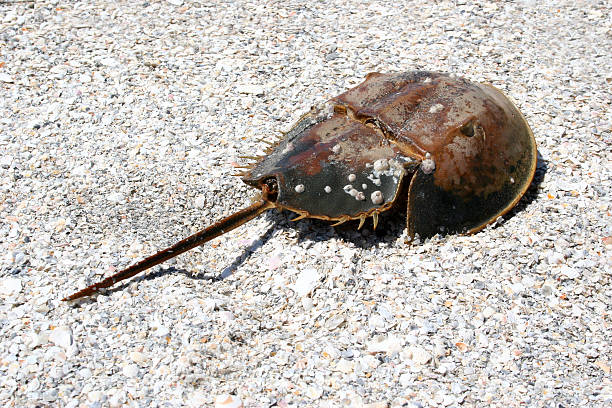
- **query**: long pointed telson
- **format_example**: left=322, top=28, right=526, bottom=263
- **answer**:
left=63, top=184, right=277, bottom=301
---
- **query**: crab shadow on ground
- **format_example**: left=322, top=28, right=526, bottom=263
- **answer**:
left=96, top=204, right=404, bottom=299
left=95, top=152, right=548, bottom=297
left=99, top=222, right=280, bottom=297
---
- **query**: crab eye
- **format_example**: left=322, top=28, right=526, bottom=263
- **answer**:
left=460, top=122, right=475, bottom=137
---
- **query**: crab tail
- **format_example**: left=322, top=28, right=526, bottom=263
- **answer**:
left=62, top=198, right=274, bottom=301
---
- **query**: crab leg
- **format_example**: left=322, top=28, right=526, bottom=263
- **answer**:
left=63, top=198, right=274, bottom=301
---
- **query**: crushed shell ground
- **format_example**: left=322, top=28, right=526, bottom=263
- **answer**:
left=0, top=1, right=610, bottom=407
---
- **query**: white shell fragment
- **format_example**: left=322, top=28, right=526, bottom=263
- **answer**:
left=214, top=394, right=243, bottom=408
left=348, top=173, right=356, bottom=182
left=332, top=144, right=341, bottom=153
left=0, top=73, right=14, bottom=83
left=290, top=268, right=320, bottom=297
left=236, top=84, right=264, bottom=96
left=0, top=278, right=22, bottom=295
left=49, top=326, right=73, bottom=349
left=405, top=346, right=432, bottom=365
left=355, top=191, right=366, bottom=201
left=295, top=184, right=305, bottom=193
left=324, top=186, right=332, bottom=193
left=373, top=159, right=389, bottom=172
left=371, top=191, right=384, bottom=205
left=367, top=334, right=403, bottom=354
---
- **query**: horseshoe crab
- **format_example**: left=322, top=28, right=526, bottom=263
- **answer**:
left=63, top=71, right=536, bottom=301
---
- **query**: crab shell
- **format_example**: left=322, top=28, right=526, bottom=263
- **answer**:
left=243, top=71, right=536, bottom=238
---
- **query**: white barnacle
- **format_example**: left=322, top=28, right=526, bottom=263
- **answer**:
left=423, top=77, right=432, bottom=83
left=367, top=174, right=382, bottom=186
left=324, top=186, right=332, bottom=193
left=332, top=144, right=341, bottom=154
left=510, top=177, right=515, bottom=184
left=355, top=191, right=366, bottom=201
left=371, top=191, right=384, bottom=205
left=362, top=183, right=368, bottom=190
left=373, top=159, right=389, bottom=172
left=348, top=173, right=356, bottom=182
left=295, top=184, right=305, bottom=193
left=429, top=103, right=444, bottom=113
left=349, top=188, right=359, bottom=197
left=421, top=157, right=436, bottom=174
left=343, top=184, right=353, bottom=193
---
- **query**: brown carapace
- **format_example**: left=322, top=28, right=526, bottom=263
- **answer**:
left=64, top=71, right=536, bottom=301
